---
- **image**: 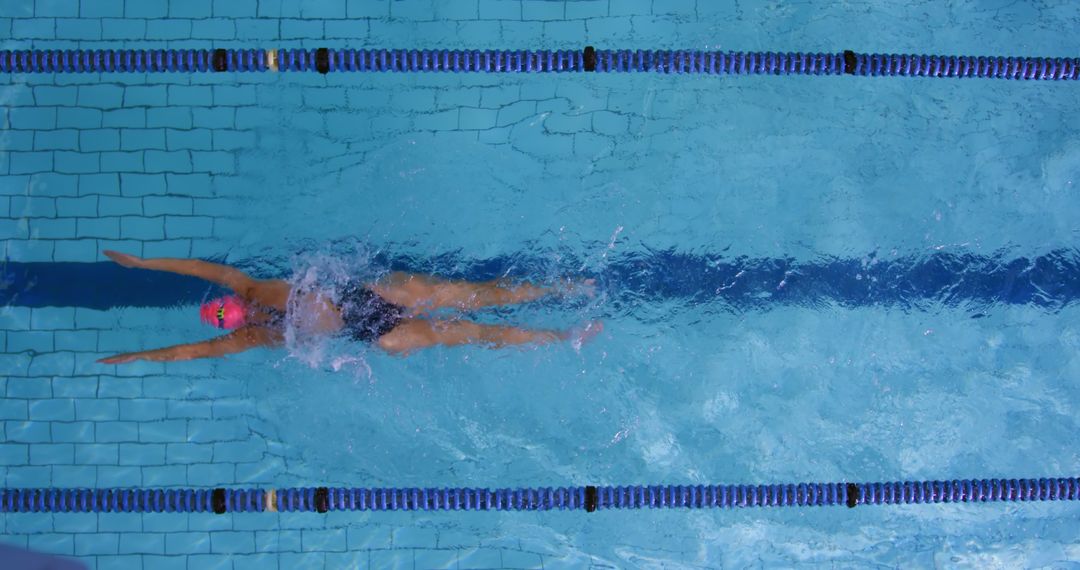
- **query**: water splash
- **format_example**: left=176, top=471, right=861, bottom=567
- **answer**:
left=282, top=246, right=383, bottom=375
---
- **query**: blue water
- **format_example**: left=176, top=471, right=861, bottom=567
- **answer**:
left=230, top=70, right=1080, bottom=564
left=3, top=1, right=1080, bottom=568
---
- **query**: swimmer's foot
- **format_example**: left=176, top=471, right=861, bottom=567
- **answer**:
left=566, top=320, right=603, bottom=350
left=556, top=278, right=597, bottom=299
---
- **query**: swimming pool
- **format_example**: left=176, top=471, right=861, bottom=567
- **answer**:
left=3, top=0, right=1080, bottom=567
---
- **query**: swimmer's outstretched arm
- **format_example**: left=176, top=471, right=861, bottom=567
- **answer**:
left=103, top=250, right=258, bottom=296
left=97, top=326, right=282, bottom=364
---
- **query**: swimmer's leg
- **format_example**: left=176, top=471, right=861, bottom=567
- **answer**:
left=377, top=318, right=569, bottom=354
left=103, top=250, right=289, bottom=310
left=370, top=272, right=592, bottom=312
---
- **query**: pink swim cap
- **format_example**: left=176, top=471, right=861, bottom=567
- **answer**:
left=199, top=295, right=247, bottom=329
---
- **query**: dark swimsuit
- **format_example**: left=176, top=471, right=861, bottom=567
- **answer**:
left=336, top=281, right=406, bottom=342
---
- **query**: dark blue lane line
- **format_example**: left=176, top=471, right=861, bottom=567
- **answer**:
left=590, top=249, right=1078, bottom=312
left=1, top=262, right=223, bottom=309
left=2, top=249, right=1078, bottom=311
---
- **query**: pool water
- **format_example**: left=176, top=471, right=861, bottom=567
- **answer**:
left=3, top=0, right=1080, bottom=568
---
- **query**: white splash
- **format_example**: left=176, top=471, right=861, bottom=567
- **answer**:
left=282, top=247, right=381, bottom=376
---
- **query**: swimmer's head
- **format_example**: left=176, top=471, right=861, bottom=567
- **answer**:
left=199, top=295, right=247, bottom=329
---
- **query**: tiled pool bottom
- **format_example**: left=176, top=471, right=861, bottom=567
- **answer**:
left=5, top=0, right=1080, bottom=567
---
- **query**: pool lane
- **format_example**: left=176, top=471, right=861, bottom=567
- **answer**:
left=3, top=248, right=1078, bottom=311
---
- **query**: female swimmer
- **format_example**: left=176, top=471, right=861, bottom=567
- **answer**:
left=97, top=251, right=601, bottom=364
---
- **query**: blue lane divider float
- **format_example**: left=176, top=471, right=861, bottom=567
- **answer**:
left=3, top=477, right=1078, bottom=514
left=0, top=48, right=1077, bottom=80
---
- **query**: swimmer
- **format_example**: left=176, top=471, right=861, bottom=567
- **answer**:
left=96, top=251, right=602, bottom=363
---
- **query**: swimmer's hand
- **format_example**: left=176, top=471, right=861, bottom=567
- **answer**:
left=103, top=250, right=146, bottom=269
left=97, top=352, right=145, bottom=364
